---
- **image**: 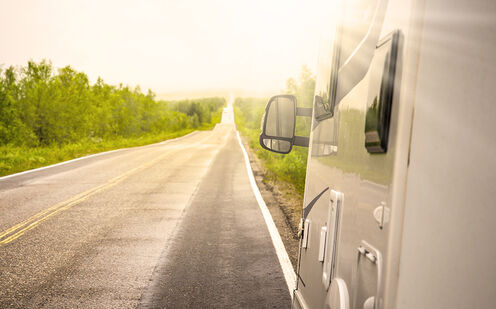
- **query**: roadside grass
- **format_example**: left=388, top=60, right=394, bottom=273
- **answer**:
left=0, top=108, right=223, bottom=177
left=234, top=97, right=308, bottom=198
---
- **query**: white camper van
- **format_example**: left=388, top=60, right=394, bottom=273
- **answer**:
left=259, top=0, right=496, bottom=308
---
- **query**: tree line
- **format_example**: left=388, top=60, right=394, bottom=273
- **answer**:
left=0, top=60, right=225, bottom=147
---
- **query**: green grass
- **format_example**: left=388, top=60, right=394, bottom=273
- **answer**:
left=234, top=97, right=308, bottom=197
left=0, top=130, right=191, bottom=176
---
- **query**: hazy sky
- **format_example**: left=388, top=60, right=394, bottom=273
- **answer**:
left=0, top=0, right=332, bottom=97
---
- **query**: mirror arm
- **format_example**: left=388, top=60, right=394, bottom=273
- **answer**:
left=294, top=136, right=309, bottom=147
left=297, top=107, right=313, bottom=117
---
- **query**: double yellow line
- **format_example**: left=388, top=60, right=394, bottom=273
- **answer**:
left=0, top=150, right=176, bottom=247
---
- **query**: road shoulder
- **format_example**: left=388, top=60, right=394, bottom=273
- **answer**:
left=238, top=135, right=302, bottom=271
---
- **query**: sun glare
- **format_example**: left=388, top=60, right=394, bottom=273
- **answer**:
left=0, top=0, right=335, bottom=98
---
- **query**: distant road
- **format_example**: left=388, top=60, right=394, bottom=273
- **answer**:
left=0, top=98, right=291, bottom=308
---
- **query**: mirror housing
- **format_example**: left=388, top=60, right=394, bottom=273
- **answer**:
left=259, top=95, right=297, bottom=154
left=259, top=95, right=310, bottom=154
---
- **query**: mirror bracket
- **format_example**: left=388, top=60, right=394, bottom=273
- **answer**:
left=294, top=136, right=309, bottom=147
left=297, top=107, right=313, bottom=117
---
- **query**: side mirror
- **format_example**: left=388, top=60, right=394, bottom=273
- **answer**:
left=259, top=95, right=311, bottom=154
left=259, top=95, right=297, bottom=154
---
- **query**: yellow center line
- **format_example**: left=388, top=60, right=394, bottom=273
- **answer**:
left=0, top=147, right=185, bottom=246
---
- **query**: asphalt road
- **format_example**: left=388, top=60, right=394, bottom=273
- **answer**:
left=0, top=101, right=291, bottom=308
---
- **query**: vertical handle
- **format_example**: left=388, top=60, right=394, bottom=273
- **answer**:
left=323, top=190, right=344, bottom=289
left=353, top=241, right=383, bottom=309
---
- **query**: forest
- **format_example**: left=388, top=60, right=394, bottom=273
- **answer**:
left=0, top=60, right=225, bottom=176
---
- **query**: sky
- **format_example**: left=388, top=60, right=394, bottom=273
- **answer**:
left=0, top=0, right=333, bottom=98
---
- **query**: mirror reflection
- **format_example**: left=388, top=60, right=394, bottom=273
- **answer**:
left=265, top=96, right=295, bottom=139
left=262, top=138, right=292, bottom=153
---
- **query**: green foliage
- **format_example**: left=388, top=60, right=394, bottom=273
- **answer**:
left=234, top=66, right=316, bottom=197
left=0, top=60, right=225, bottom=175
left=286, top=65, right=315, bottom=137
left=286, top=65, right=315, bottom=108
left=167, top=97, right=225, bottom=129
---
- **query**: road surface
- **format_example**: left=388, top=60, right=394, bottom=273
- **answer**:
left=0, top=99, right=291, bottom=308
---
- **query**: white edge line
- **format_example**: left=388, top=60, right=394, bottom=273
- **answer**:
left=235, top=130, right=296, bottom=298
left=0, top=131, right=200, bottom=181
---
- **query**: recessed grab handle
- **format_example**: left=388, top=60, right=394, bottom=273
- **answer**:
left=353, top=241, right=383, bottom=309
left=323, top=190, right=344, bottom=289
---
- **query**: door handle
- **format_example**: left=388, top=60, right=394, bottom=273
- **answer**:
left=353, top=240, right=383, bottom=309
left=323, top=190, right=344, bottom=289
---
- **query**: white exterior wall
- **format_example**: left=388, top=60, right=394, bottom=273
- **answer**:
left=396, top=0, right=496, bottom=307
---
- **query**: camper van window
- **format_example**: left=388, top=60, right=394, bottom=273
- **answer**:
left=315, top=0, right=380, bottom=121
left=364, top=31, right=399, bottom=153
left=314, top=33, right=334, bottom=121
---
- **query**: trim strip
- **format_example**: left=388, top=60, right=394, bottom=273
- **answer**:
left=302, top=187, right=329, bottom=220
